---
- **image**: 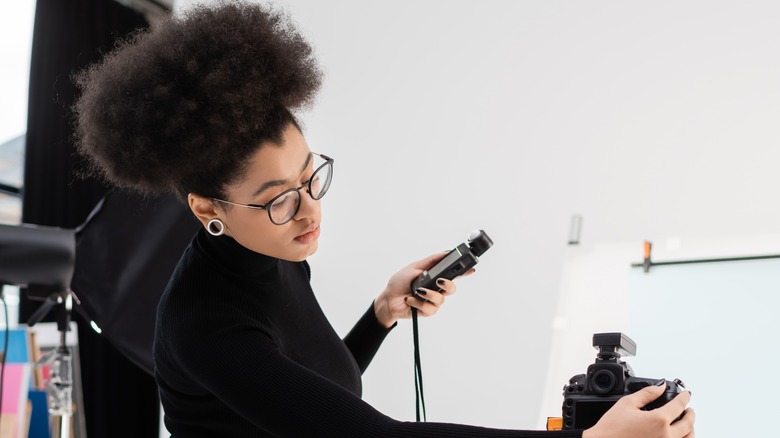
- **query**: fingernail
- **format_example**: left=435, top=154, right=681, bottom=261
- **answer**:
left=655, top=379, right=666, bottom=386
left=436, top=278, right=446, bottom=286
left=415, top=288, right=427, bottom=296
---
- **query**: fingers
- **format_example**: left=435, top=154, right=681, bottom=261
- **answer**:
left=433, top=277, right=456, bottom=295
left=623, top=381, right=666, bottom=408
left=398, top=251, right=473, bottom=319
left=404, top=297, right=440, bottom=316
left=405, top=289, right=445, bottom=316
left=627, top=385, right=694, bottom=438
left=625, top=381, right=692, bottom=425
left=671, top=408, right=695, bottom=438
left=412, top=287, right=446, bottom=306
left=411, top=277, right=454, bottom=304
left=659, top=390, right=692, bottom=423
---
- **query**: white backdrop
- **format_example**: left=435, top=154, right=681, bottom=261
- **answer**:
left=171, top=0, right=780, bottom=431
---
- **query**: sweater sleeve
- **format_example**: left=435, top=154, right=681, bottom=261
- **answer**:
left=343, top=301, right=396, bottom=373
left=173, top=311, right=582, bottom=438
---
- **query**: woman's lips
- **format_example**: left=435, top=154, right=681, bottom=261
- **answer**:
left=294, top=225, right=320, bottom=244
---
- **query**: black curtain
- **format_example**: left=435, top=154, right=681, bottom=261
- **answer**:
left=22, top=1, right=159, bottom=437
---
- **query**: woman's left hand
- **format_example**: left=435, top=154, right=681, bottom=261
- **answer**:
left=373, top=252, right=474, bottom=328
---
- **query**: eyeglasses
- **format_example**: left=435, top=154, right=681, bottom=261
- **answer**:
left=212, top=153, right=333, bottom=225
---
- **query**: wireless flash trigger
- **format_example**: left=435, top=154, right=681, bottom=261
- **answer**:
left=410, top=230, right=493, bottom=296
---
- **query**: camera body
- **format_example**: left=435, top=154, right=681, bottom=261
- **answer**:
left=410, top=230, right=492, bottom=292
left=561, top=333, right=684, bottom=430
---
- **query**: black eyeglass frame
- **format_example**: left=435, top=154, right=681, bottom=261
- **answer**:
left=212, top=153, right=333, bottom=225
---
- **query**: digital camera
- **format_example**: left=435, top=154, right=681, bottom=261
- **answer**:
left=560, top=333, right=685, bottom=430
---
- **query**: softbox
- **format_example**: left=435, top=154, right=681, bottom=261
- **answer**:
left=71, top=190, right=199, bottom=375
left=0, top=223, right=75, bottom=292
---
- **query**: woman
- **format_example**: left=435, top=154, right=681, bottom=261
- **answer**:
left=73, top=2, right=694, bottom=437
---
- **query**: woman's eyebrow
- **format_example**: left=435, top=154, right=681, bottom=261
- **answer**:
left=251, top=152, right=313, bottom=198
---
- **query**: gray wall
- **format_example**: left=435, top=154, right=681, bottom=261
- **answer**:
left=176, top=0, right=780, bottom=430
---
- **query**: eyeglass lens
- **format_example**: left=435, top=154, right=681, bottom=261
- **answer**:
left=268, top=159, right=333, bottom=224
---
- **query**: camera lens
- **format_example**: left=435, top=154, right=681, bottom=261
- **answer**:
left=590, top=370, right=616, bottom=395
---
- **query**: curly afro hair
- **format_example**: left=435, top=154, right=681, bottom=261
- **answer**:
left=73, top=1, right=322, bottom=199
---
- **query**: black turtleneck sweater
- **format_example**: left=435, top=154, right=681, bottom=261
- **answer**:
left=153, top=229, right=583, bottom=437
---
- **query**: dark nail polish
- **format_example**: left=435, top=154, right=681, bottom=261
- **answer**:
left=655, top=379, right=666, bottom=386
left=436, top=278, right=446, bottom=286
left=415, top=288, right=427, bottom=296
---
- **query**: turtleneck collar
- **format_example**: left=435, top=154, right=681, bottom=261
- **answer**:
left=193, top=228, right=281, bottom=279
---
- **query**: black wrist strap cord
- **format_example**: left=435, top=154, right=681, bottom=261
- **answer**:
left=412, top=307, right=427, bottom=422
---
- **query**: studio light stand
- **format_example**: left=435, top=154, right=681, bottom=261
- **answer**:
left=0, top=223, right=76, bottom=438
left=28, top=288, right=79, bottom=438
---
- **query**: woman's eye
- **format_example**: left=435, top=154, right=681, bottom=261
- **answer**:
left=274, top=196, right=290, bottom=207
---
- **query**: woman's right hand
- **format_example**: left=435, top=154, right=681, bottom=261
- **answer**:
left=582, top=382, right=695, bottom=438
